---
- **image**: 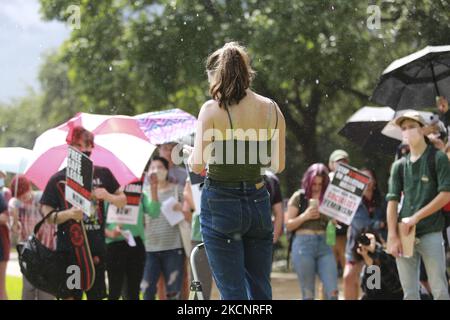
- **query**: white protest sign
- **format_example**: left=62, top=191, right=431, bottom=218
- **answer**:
left=319, top=163, right=370, bottom=225
left=107, top=180, right=143, bottom=225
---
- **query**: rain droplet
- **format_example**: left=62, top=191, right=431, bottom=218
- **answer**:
left=315, top=79, right=320, bottom=85
left=108, top=66, right=112, bottom=71
left=331, top=5, right=335, bottom=11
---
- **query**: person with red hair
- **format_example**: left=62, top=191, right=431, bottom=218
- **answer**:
left=9, top=175, right=56, bottom=300
left=40, top=125, right=126, bottom=300
left=285, top=163, right=338, bottom=300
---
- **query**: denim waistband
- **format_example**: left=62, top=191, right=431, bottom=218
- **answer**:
left=204, top=177, right=265, bottom=191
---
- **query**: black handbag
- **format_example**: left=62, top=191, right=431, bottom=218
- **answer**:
left=16, top=210, right=67, bottom=298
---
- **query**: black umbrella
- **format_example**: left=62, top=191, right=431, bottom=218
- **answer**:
left=371, top=45, right=450, bottom=110
left=338, top=106, right=400, bottom=154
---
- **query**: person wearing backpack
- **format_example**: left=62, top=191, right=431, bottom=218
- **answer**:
left=9, top=175, right=56, bottom=300
left=285, top=163, right=338, bottom=300
left=386, top=111, right=450, bottom=300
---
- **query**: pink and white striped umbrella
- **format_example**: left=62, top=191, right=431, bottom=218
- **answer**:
left=25, top=113, right=156, bottom=190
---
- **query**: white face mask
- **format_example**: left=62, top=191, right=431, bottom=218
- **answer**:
left=0, top=178, right=4, bottom=188
left=402, top=128, right=422, bottom=145
left=150, top=169, right=168, bottom=182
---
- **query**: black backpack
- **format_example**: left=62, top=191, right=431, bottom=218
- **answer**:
left=16, top=210, right=67, bottom=298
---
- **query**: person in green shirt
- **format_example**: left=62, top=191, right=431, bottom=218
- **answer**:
left=105, top=176, right=161, bottom=300
left=386, top=111, right=450, bottom=300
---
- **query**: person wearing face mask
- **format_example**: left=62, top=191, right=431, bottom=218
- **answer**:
left=386, top=111, right=450, bottom=300
left=9, top=175, right=56, bottom=300
left=40, top=126, right=127, bottom=300
left=105, top=176, right=161, bottom=300
left=141, top=156, right=191, bottom=300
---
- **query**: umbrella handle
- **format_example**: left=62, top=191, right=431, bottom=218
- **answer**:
left=430, top=60, right=441, bottom=97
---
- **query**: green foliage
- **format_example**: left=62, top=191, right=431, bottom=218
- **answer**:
left=1, top=0, right=449, bottom=196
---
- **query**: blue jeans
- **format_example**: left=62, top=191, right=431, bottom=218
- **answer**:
left=200, top=179, right=273, bottom=300
left=396, top=232, right=450, bottom=300
left=141, top=248, right=185, bottom=300
left=291, top=234, right=338, bottom=300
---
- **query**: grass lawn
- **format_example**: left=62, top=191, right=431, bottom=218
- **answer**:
left=6, top=275, right=22, bottom=300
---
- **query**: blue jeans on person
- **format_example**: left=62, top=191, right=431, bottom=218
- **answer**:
left=200, top=179, right=273, bottom=300
left=291, top=234, right=338, bottom=300
left=141, top=248, right=185, bottom=300
left=396, top=231, right=450, bottom=300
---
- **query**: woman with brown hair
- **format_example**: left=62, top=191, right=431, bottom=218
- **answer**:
left=186, top=42, right=286, bottom=300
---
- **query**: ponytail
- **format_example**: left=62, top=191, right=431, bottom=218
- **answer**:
left=206, top=42, right=255, bottom=109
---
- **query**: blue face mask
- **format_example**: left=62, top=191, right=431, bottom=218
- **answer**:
left=0, top=178, right=4, bottom=188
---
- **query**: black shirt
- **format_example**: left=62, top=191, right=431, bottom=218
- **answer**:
left=40, top=166, right=120, bottom=255
left=264, top=173, right=283, bottom=206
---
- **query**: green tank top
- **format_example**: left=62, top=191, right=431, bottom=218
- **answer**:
left=207, top=101, right=278, bottom=182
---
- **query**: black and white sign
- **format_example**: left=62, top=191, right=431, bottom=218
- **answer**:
left=65, top=146, right=94, bottom=215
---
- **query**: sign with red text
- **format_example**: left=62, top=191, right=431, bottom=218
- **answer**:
left=65, top=146, right=93, bottom=215
left=319, top=163, right=370, bottom=225
left=107, top=180, right=142, bottom=225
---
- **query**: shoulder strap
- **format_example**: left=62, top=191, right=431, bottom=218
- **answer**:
left=398, top=157, right=406, bottom=192
left=34, top=209, right=57, bottom=235
left=427, top=147, right=438, bottom=183
left=298, top=190, right=307, bottom=216
left=225, top=106, right=233, bottom=131
left=269, top=100, right=279, bottom=139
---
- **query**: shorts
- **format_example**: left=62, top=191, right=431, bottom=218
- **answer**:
left=57, top=253, right=107, bottom=300
left=0, top=226, right=10, bottom=262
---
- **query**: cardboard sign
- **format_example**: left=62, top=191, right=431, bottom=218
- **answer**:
left=107, top=180, right=142, bottom=225
left=65, top=146, right=93, bottom=215
left=319, top=163, right=370, bottom=225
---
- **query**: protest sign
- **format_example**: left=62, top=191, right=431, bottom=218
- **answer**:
left=65, top=146, right=93, bottom=215
left=319, top=163, right=370, bottom=225
left=107, top=180, right=142, bottom=225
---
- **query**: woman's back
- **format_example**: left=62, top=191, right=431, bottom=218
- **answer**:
left=206, top=91, right=280, bottom=182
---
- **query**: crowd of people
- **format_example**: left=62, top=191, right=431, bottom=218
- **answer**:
left=0, top=42, right=450, bottom=301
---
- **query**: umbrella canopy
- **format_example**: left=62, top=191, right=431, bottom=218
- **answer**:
left=371, top=45, right=450, bottom=110
left=25, top=113, right=156, bottom=190
left=0, top=147, right=33, bottom=174
left=382, top=110, right=439, bottom=141
left=134, top=108, right=197, bottom=145
left=338, top=106, right=400, bottom=154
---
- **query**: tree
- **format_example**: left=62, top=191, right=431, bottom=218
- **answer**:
left=33, top=0, right=450, bottom=195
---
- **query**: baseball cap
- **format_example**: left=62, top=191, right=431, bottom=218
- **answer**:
left=394, top=111, right=426, bottom=127
left=329, top=149, right=349, bottom=163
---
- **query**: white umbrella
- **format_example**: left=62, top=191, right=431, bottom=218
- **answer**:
left=0, top=147, right=33, bottom=174
left=382, top=110, right=439, bottom=141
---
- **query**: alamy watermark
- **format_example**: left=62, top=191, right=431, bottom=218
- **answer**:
left=66, top=265, right=81, bottom=290
left=364, top=265, right=381, bottom=290
left=66, top=5, right=81, bottom=30
left=170, top=126, right=282, bottom=174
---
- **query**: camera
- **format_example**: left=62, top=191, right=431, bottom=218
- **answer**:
left=356, top=233, right=371, bottom=246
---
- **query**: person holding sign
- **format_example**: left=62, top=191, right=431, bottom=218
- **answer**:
left=386, top=111, right=450, bottom=300
left=105, top=178, right=161, bottom=300
left=40, top=126, right=126, bottom=300
left=285, top=163, right=338, bottom=300
left=141, top=156, right=190, bottom=300
left=343, top=168, right=387, bottom=300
